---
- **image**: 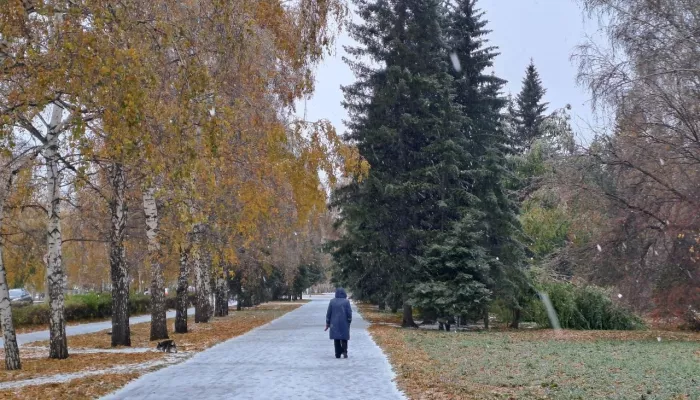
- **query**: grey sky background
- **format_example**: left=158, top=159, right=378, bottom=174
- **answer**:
left=298, top=0, right=605, bottom=145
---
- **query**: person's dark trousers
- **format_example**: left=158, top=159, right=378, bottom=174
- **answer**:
left=333, top=340, right=348, bottom=358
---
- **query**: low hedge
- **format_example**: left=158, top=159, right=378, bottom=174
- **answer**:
left=11, top=292, right=196, bottom=328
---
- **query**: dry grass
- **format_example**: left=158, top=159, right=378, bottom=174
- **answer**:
left=0, top=372, right=141, bottom=400
left=369, top=324, right=464, bottom=400
left=0, top=352, right=163, bottom=384
left=2, top=303, right=302, bottom=399
left=357, top=303, right=403, bottom=325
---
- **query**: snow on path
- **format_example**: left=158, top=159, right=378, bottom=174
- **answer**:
left=0, top=308, right=194, bottom=348
left=102, top=295, right=406, bottom=400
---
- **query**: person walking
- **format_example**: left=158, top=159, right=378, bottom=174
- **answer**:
left=325, top=287, right=352, bottom=359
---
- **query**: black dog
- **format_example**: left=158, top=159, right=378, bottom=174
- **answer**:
left=156, top=339, right=177, bottom=353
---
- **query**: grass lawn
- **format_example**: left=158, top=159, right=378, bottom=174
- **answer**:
left=361, top=305, right=700, bottom=400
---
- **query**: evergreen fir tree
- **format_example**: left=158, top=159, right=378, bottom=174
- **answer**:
left=412, top=213, right=493, bottom=325
left=331, top=0, right=469, bottom=327
left=511, top=61, right=549, bottom=152
left=445, top=0, right=530, bottom=328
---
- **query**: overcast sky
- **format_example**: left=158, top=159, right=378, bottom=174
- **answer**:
left=298, top=0, right=604, bottom=144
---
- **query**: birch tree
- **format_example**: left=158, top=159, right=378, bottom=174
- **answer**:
left=0, top=153, right=35, bottom=370
left=142, top=186, right=167, bottom=339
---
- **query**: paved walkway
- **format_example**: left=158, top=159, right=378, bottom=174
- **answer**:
left=102, top=295, right=406, bottom=400
left=0, top=308, right=194, bottom=348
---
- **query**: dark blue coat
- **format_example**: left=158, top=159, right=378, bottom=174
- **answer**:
left=326, top=288, right=352, bottom=340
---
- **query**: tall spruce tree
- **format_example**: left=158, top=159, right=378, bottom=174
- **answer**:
left=445, top=0, right=529, bottom=328
left=332, top=0, right=468, bottom=327
left=511, top=61, right=549, bottom=152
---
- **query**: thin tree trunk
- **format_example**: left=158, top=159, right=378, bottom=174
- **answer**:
left=230, top=272, right=242, bottom=311
left=207, top=252, right=215, bottom=320
left=143, top=187, right=167, bottom=340
left=45, top=105, right=68, bottom=359
left=509, top=308, right=521, bottom=329
left=175, top=245, right=189, bottom=333
left=214, top=264, right=229, bottom=317
left=109, top=163, right=130, bottom=347
left=194, top=247, right=212, bottom=323
left=0, top=177, right=21, bottom=369
left=214, top=278, right=226, bottom=317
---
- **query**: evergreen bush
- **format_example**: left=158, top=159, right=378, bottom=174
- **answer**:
left=527, top=281, right=644, bottom=330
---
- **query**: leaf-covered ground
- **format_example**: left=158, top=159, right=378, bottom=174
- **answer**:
left=0, top=373, right=142, bottom=400
left=360, top=304, right=700, bottom=400
left=0, top=352, right=163, bottom=384
left=1, top=303, right=302, bottom=399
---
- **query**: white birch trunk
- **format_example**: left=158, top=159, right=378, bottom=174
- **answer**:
left=142, top=186, right=168, bottom=340
left=193, top=246, right=211, bottom=323
left=109, top=162, right=130, bottom=346
left=45, top=104, right=68, bottom=359
left=174, top=245, right=190, bottom=333
left=0, top=168, right=21, bottom=369
left=193, top=225, right=212, bottom=323
left=214, top=263, right=229, bottom=317
left=204, top=249, right=214, bottom=320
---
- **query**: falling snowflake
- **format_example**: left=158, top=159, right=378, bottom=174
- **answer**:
left=659, top=158, right=665, bottom=165
left=657, top=337, right=662, bottom=342
left=617, top=293, right=623, bottom=299
left=450, top=52, right=462, bottom=72
left=597, top=244, right=602, bottom=252
left=496, top=257, right=499, bottom=261
left=209, top=107, right=216, bottom=116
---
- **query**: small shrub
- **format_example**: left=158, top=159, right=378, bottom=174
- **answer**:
left=526, top=281, right=644, bottom=330
left=12, top=303, right=50, bottom=326
left=65, top=293, right=112, bottom=320
left=164, top=293, right=196, bottom=310
left=129, top=294, right=151, bottom=314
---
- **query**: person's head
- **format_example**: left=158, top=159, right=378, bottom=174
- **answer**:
left=335, top=287, right=347, bottom=299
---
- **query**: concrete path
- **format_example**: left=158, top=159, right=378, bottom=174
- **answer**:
left=0, top=308, right=194, bottom=348
left=102, top=295, right=406, bottom=400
